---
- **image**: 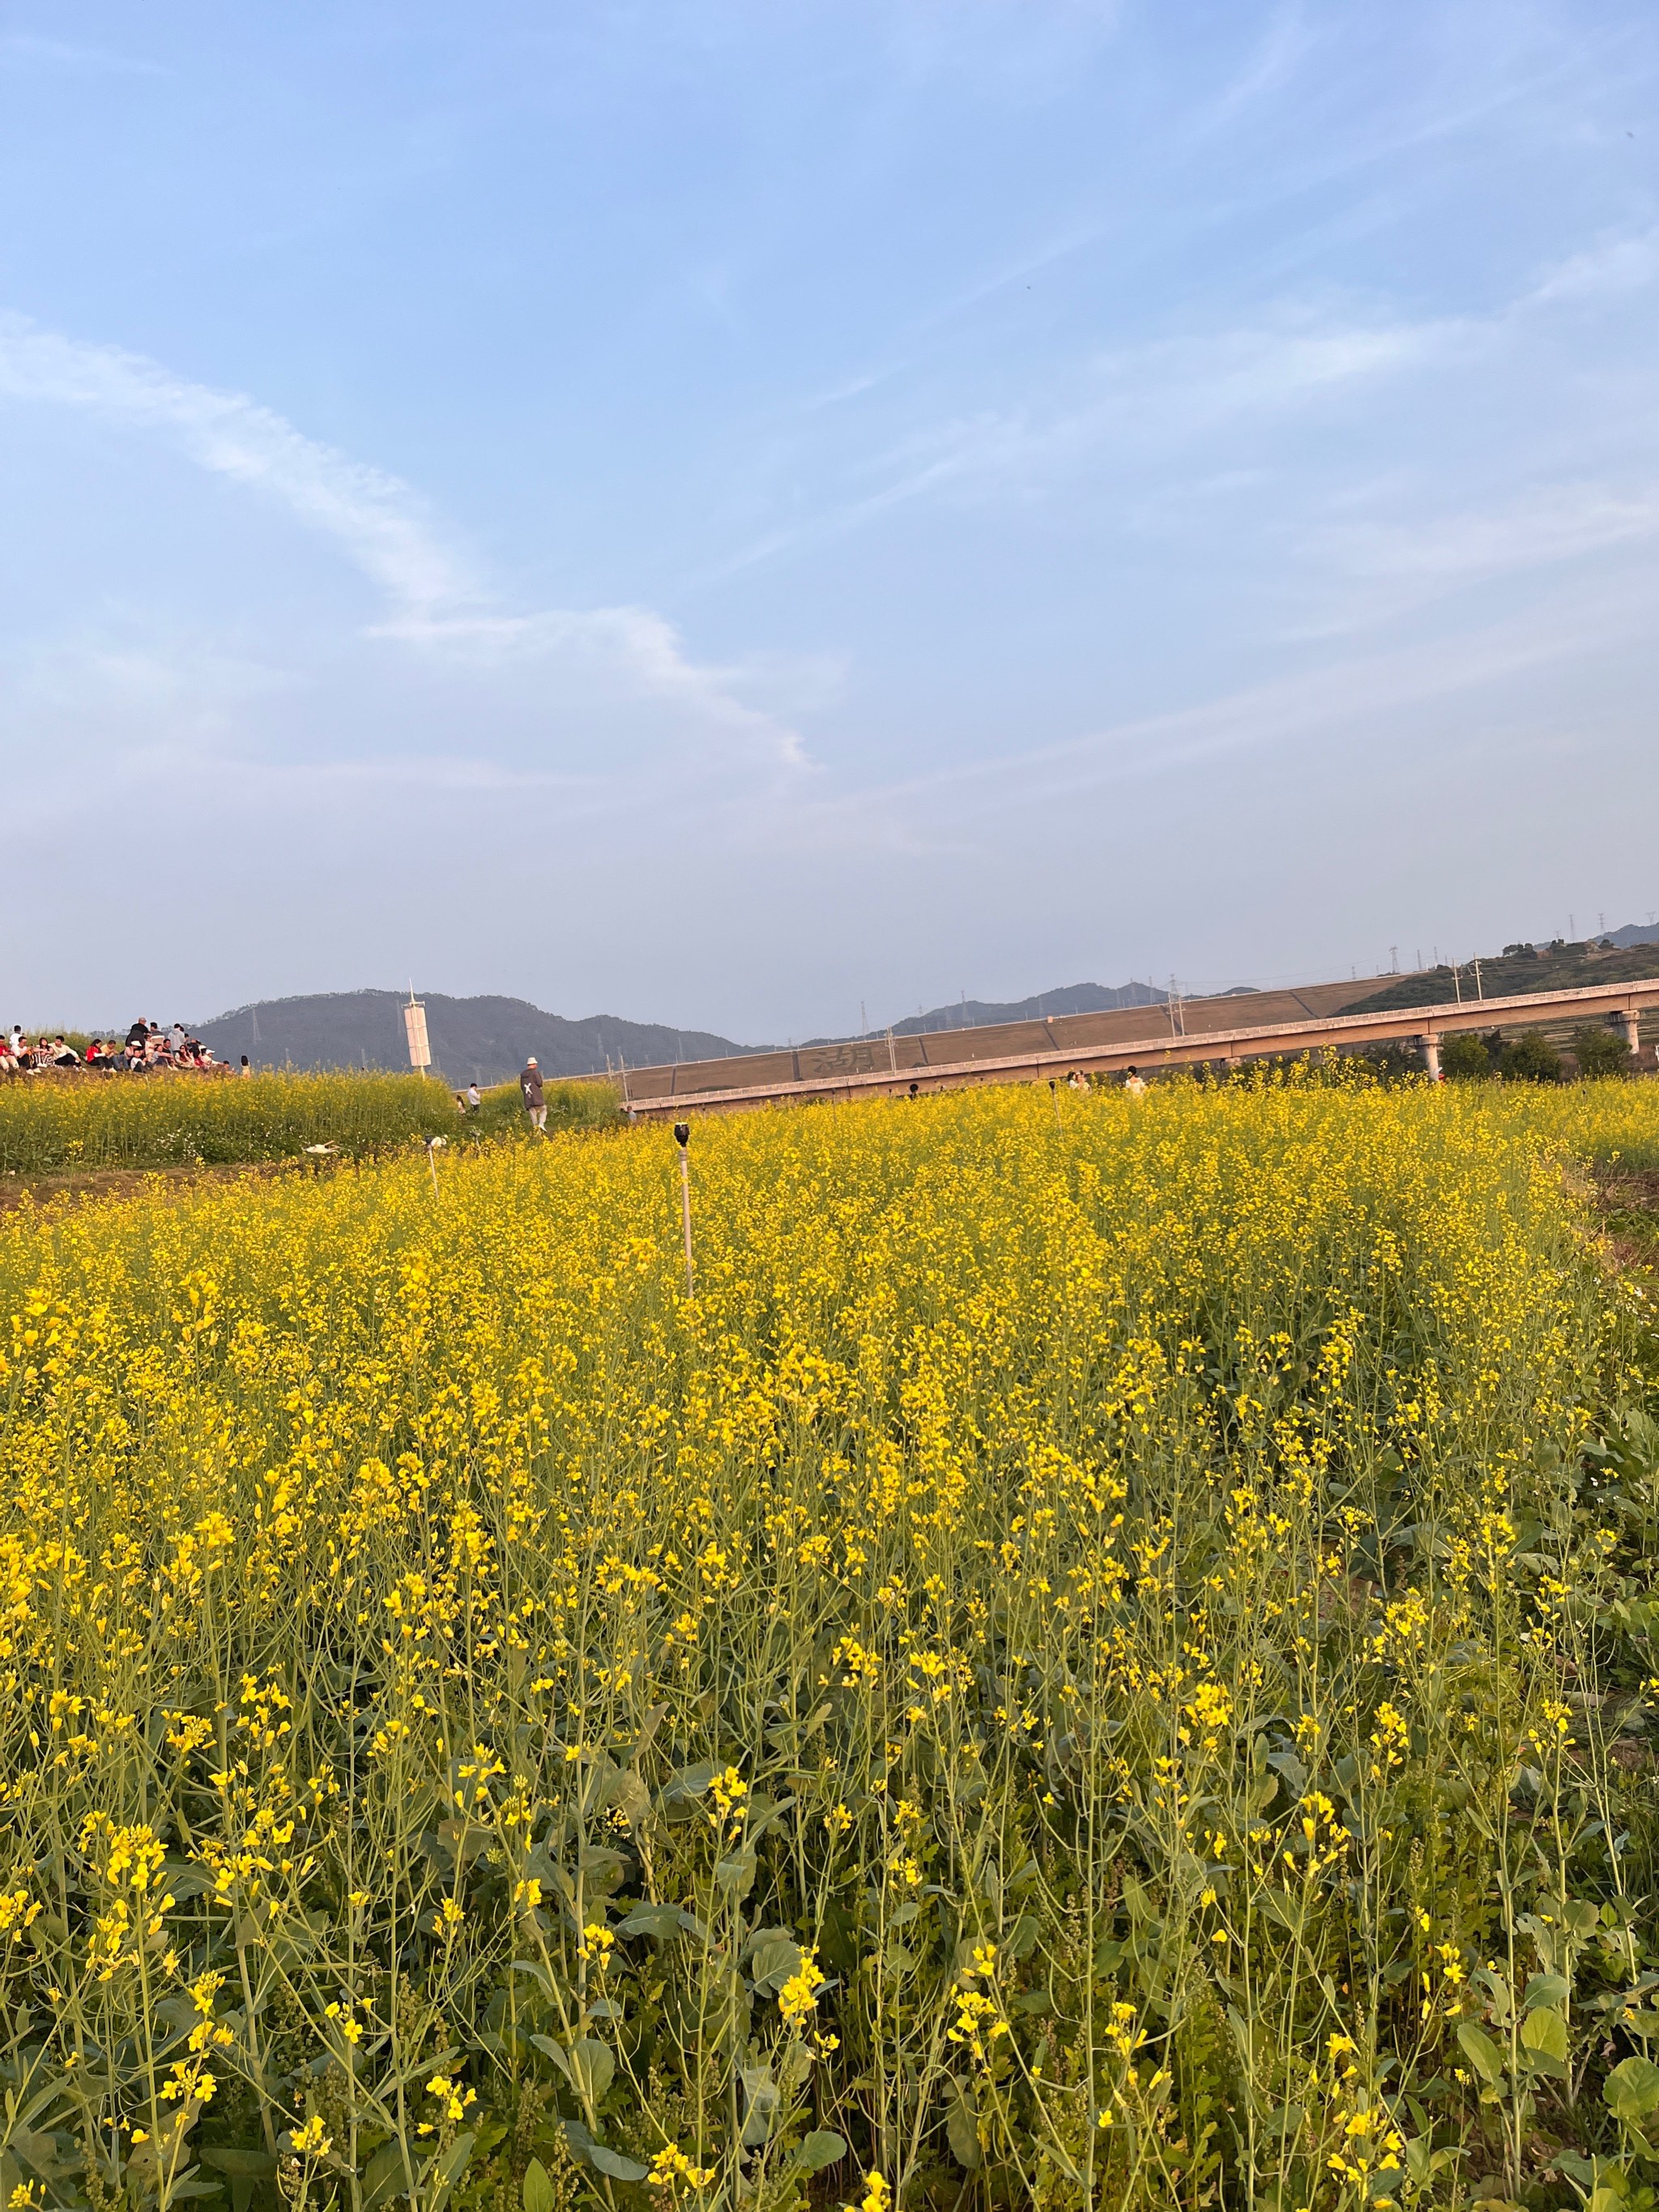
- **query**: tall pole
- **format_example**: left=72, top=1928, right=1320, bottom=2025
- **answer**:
left=674, top=1122, right=694, bottom=1297
left=403, top=987, right=432, bottom=1079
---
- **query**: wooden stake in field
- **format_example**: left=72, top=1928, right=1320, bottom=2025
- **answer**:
left=424, top=1134, right=446, bottom=1202
left=674, top=1121, right=694, bottom=1296
left=1048, top=1078, right=1061, bottom=1129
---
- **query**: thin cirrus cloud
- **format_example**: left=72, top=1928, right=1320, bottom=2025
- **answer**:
left=0, top=314, right=468, bottom=618
left=0, top=31, right=168, bottom=75
left=810, top=557, right=1659, bottom=846
left=1269, top=230, right=1659, bottom=636
left=780, top=223, right=1659, bottom=645
left=0, top=314, right=812, bottom=781
left=736, top=211, right=1659, bottom=843
left=1313, top=482, right=1659, bottom=590
left=703, top=304, right=1447, bottom=584
left=1523, top=224, right=1659, bottom=307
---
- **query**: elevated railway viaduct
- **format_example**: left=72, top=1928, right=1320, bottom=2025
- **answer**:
left=614, top=974, right=1659, bottom=1121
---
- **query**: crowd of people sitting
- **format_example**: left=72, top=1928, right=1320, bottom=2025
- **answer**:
left=0, top=1019, right=237, bottom=1074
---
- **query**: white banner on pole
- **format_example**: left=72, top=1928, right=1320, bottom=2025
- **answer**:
left=403, top=1000, right=431, bottom=1071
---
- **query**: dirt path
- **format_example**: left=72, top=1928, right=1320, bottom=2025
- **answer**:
left=0, top=1160, right=292, bottom=1216
left=1594, top=1167, right=1659, bottom=1275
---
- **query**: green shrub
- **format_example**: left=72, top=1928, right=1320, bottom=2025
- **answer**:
left=1572, top=1024, right=1632, bottom=1080
left=1441, top=1031, right=1491, bottom=1080
left=1498, top=1028, right=1563, bottom=1083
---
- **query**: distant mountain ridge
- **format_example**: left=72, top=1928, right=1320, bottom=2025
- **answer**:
left=804, top=979, right=1167, bottom=1047
left=181, top=924, right=1659, bottom=1083
left=193, top=991, right=747, bottom=1085
left=193, top=980, right=1177, bottom=1080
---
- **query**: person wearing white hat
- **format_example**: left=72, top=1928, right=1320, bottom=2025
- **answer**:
left=519, top=1056, right=547, bottom=1133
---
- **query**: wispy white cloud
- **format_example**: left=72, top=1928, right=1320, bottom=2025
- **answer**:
left=1188, top=0, right=1314, bottom=136
left=0, top=316, right=469, bottom=619
left=1314, top=480, right=1659, bottom=591
left=706, top=304, right=1451, bottom=580
left=0, top=621, right=802, bottom=843
left=390, top=607, right=812, bottom=768
left=0, top=32, right=166, bottom=75
left=911, top=221, right=1106, bottom=333
left=1523, top=224, right=1659, bottom=307
left=711, top=200, right=1659, bottom=591
left=0, top=315, right=812, bottom=774
left=796, top=557, right=1659, bottom=848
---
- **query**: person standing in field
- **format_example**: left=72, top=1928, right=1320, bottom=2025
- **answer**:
left=466, top=1083, right=482, bottom=1112
left=520, top=1057, right=547, bottom=1133
left=240, top=1055, right=252, bottom=1078
left=1124, top=1065, right=1147, bottom=1098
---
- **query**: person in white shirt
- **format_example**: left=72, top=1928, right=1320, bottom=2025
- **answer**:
left=1123, top=1065, right=1147, bottom=1098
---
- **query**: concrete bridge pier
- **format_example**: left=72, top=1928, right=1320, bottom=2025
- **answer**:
left=1420, top=1034, right=1442, bottom=1082
left=1623, top=1008, right=1642, bottom=1054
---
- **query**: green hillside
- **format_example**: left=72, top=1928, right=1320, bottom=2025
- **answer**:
left=1342, top=937, right=1659, bottom=1015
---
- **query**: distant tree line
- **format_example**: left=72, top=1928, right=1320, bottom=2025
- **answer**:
left=1442, top=1025, right=1632, bottom=1083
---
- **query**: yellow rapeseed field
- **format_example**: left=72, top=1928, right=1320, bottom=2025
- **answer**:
left=1, top=1074, right=1657, bottom=2212
left=0, top=1072, right=611, bottom=1177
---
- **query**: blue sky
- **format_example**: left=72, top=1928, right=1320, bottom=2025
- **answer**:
left=2, top=1, right=1657, bottom=1038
